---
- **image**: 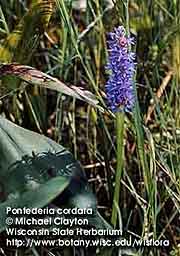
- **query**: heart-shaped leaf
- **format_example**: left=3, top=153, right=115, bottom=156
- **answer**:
left=0, top=117, right=87, bottom=231
left=0, top=176, right=69, bottom=232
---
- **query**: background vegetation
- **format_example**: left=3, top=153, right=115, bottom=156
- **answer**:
left=0, top=0, right=179, bottom=255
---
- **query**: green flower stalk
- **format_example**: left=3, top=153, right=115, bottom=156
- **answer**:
left=105, top=26, right=136, bottom=227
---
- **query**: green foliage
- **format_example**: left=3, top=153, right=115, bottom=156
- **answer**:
left=0, top=0, right=180, bottom=255
left=0, top=176, right=69, bottom=232
left=0, top=117, right=117, bottom=255
left=0, top=117, right=77, bottom=231
left=0, top=0, right=54, bottom=63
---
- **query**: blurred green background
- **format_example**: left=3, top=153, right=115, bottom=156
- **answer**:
left=0, top=0, right=179, bottom=255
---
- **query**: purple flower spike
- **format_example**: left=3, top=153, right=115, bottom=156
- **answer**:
left=105, top=26, right=136, bottom=112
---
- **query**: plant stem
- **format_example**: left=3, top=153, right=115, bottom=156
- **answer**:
left=111, top=111, right=124, bottom=227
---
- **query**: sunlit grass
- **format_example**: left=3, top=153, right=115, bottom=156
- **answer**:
left=0, top=0, right=179, bottom=255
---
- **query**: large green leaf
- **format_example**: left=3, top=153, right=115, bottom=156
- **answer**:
left=0, top=117, right=87, bottom=231
left=0, top=176, right=69, bottom=232
left=0, top=117, right=85, bottom=175
left=0, top=118, right=132, bottom=255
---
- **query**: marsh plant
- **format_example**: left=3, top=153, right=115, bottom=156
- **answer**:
left=0, top=0, right=179, bottom=256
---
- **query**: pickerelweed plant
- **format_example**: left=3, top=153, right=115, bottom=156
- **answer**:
left=105, top=26, right=136, bottom=227
left=105, top=26, right=136, bottom=113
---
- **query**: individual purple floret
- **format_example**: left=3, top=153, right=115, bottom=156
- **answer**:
left=105, top=26, right=136, bottom=112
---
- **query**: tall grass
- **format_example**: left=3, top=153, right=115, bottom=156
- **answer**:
left=0, top=0, right=179, bottom=255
